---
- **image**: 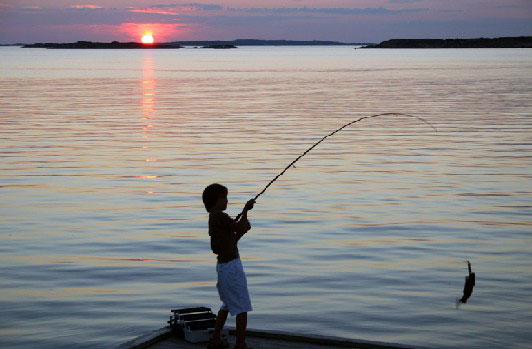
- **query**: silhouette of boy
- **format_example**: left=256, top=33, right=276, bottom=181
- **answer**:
left=203, top=183, right=255, bottom=349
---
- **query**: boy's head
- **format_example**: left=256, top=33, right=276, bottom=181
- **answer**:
left=202, top=183, right=228, bottom=213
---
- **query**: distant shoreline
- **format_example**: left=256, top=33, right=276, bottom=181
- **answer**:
left=20, top=39, right=371, bottom=49
left=168, top=39, right=370, bottom=46
left=13, top=36, right=532, bottom=49
left=362, top=36, right=532, bottom=48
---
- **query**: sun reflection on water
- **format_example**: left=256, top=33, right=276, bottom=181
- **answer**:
left=141, top=52, right=155, bottom=137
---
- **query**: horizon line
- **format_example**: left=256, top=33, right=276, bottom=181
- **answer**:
left=2, top=35, right=531, bottom=46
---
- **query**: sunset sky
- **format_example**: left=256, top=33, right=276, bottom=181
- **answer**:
left=0, top=0, right=531, bottom=44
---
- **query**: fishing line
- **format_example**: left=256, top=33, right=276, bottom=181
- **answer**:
left=236, top=112, right=437, bottom=220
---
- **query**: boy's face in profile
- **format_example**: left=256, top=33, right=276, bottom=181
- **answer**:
left=214, top=193, right=228, bottom=212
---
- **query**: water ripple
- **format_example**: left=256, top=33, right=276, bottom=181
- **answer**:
left=1, top=46, right=531, bottom=349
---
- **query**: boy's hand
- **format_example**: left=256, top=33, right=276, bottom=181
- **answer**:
left=244, top=199, right=255, bottom=211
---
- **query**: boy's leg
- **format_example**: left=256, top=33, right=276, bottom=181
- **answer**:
left=212, top=309, right=229, bottom=341
left=235, top=312, right=247, bottom=348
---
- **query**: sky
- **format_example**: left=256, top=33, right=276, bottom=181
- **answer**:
left=0, top=0, right=531, bottom=44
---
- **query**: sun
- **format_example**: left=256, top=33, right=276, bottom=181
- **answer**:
left=141, top=34, right=154, bottom=44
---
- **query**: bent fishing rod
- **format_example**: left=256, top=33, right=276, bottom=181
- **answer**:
left=235, top=112, right=437, bottom=221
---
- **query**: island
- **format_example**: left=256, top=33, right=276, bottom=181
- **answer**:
left=363, top=36, right=532, bottom=48
left=22, top=41, right=182, bottom=49
left=201, top=44, right=237, bottom=49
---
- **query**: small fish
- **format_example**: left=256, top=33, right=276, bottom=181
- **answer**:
left=456, top=260, right=475, bottom=308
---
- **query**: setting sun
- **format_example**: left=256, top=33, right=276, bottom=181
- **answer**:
left=141, top=34, right=154, bottom=44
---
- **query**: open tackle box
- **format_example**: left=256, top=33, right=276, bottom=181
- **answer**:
left=168, top=307, right=228, bottom=343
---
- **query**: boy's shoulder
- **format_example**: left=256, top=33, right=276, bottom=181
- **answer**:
left=209, top=211, right=233, bottom=223
left=210, top=211, right=229, bottom=218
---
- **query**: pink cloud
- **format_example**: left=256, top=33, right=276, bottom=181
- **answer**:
left=70, top=5, right=104, bottom=9
left=129, top=9, right=179, bottom=16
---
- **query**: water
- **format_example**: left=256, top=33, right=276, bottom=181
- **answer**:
left=1, top=46, right=531, bottom=348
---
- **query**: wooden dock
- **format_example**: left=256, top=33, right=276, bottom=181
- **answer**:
left=119, top=327, right=420, bottom=349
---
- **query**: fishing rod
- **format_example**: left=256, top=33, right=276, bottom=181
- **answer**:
left=235, top=112, right=437, bottom=221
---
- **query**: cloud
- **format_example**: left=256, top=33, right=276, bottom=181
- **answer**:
left=127, top=3, right=223, bottom=16
left=495, top=5, right=527, bottom=9
left=231, top=7, right=429, bottom=16
left=129, top=9, right=179, bottom=16
left=388, top=0, right=423, bottom=3
left=148, top=3, right=223, bottom=11
left=70, top=5, right=104, bottom=9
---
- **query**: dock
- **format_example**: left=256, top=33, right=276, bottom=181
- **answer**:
left=119, top=327, right=418, bottom=349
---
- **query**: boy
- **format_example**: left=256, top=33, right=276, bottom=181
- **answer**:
left=202, top=183, right=255, bottom=349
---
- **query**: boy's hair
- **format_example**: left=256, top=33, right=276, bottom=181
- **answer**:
left=202, top=183, right=228, bottom=212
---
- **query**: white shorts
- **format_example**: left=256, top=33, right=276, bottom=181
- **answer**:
left=216, top=257, right=252, bottom=316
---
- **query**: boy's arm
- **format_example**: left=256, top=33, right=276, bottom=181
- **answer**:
left=234, top=200, right=254, bottom=238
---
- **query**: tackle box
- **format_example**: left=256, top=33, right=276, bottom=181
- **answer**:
left=168, top=307, right=228, bottom=343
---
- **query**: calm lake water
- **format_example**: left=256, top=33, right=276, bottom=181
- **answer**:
left=1, top=46, right=531, bottom=348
